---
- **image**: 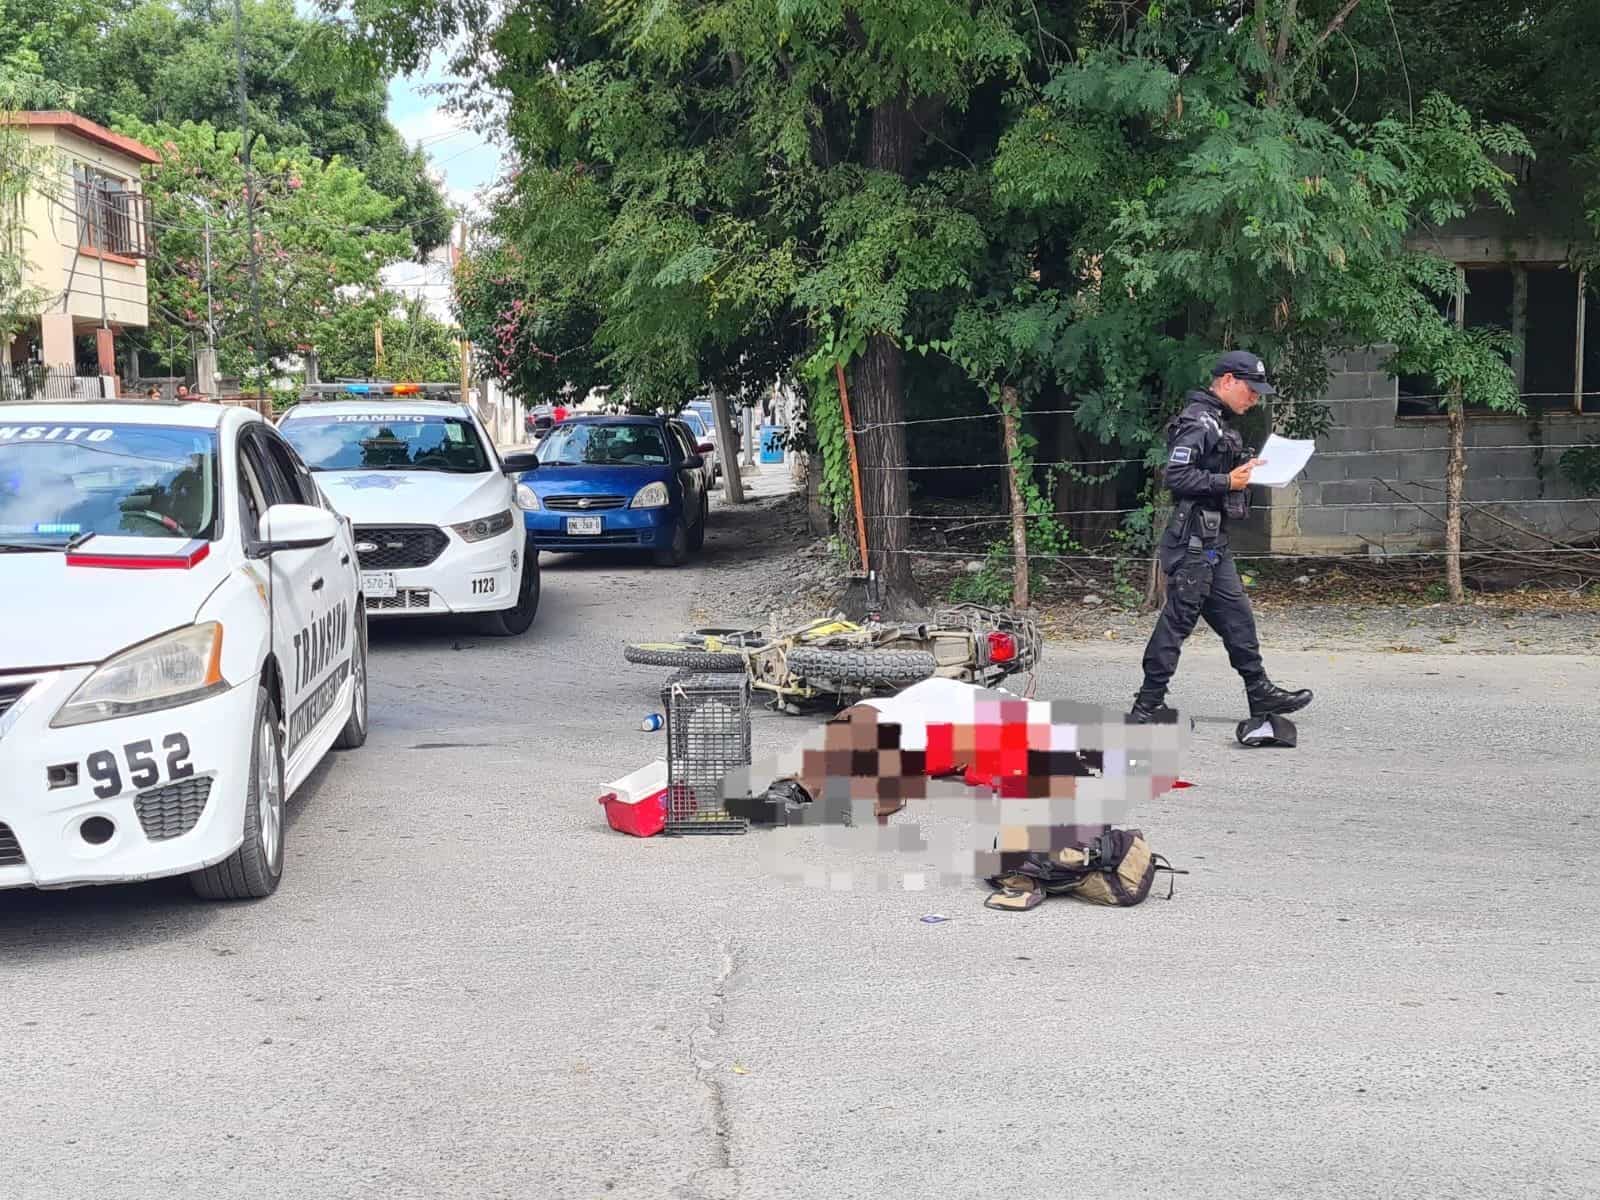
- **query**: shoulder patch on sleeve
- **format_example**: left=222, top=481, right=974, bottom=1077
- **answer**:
left=1169, top=445, right=1193, bottom=465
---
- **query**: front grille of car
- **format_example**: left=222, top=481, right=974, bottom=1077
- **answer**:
left=544, top=494, right=627, bottom=512
left=0, top=681, right=32, bottom=720
left=134, top=776, right=213, bottom=842
left=367, top=588, right=434, bottom=612
left=353, top=525, right=449, bottom=570
left=0, top=822, right=25, bottom=867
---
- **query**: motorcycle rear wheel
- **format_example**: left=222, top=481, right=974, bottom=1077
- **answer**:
left=784, top=646, right=937, bottom=689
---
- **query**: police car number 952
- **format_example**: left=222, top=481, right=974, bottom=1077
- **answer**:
left=85, top=735, right=195, bottom=799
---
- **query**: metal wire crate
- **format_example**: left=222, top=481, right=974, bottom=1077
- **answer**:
left=662, top=670, right=752, bottom=834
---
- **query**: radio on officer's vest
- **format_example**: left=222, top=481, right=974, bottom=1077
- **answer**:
left=1224, top=443, right=1255, bottom=521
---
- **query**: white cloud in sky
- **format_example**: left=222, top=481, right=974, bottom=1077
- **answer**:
left=386, top=36, right=507, bottom=214
left=391, top=106, right=476, bottom=147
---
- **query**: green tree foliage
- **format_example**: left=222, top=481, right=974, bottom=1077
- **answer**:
left=116, top=117, right=412, bottom=381
left=314, top=290, right=461, bottom=382
left=0, top=0, right=453, bottom=257
left=451, top=237, right=603, bottom=407
left=347, top=0, right=1549, bottom=604
left=1326, top=0, right=1600, bottom=257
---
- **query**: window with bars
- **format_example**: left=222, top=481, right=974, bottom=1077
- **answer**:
left=72, top=163, right=151, bottom=260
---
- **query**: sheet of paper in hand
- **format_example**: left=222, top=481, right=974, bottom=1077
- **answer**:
left=1250, top=434, right=1316, bottom=488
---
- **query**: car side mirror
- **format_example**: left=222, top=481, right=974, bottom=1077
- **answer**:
left=684, top=454, right=704, bottom=470
left=255, top=503, right=339, bottom=556
left=501, top=451, right=541, bottom=474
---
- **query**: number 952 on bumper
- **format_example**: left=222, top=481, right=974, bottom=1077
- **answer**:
left=0, top=669, right=261, bottom=890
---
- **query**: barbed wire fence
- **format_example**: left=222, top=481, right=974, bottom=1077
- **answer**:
left=816, top=389, right=1600, bottom=613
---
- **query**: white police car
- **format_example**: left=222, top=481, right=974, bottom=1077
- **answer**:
left=0, top=400, right=366, bottom=900
left=276, top=385, right=542, bottom=636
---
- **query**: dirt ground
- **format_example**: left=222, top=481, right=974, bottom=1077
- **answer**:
left=697, top=488, right=1600, bottom=656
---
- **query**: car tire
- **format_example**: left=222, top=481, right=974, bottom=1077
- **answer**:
left=687, top=495, right=708, bottom=552
left=653, top=519, right=689, bottom=567
left=333, top=606, right=368, bottom=750
left=190, top=683, right=285, bottom=901
left=480, top=539, right=541, bottom=637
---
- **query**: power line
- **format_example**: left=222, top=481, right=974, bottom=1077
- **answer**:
left=861, top=442, right=1600, bottom=471
left=870, top=494, right=1600, bottom=522
left=885, top=546, right=1600, bottom=564
left=845, top=392, right=1600, bottom=432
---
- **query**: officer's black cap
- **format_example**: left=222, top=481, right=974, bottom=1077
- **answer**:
left=1212, top=350, right=1277, bottom=395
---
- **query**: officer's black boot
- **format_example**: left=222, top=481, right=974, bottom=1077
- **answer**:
left=1128, top=690, right=1179, bottom=724
left=1245, top=679, right=1313, bottom=717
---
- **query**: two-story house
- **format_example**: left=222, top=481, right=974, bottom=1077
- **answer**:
left=3, top=111, right=157, bottom=390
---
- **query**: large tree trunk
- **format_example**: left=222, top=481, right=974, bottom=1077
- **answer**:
left=849, top=94, right=923, bottom=614
left=852, top=333, right=920, bottom=611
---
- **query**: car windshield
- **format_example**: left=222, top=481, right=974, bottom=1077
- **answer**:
left=537, top=422, right=670, bottom=466
left=0, top=421, right=219, bottom=546
left=280, top=413, right=490, bottom=473
left=677, top=411, right=707, bottom=437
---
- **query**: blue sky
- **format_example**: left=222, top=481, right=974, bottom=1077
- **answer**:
left=385, top=50, right=505, bottom=218
left=286, top=2, right=504, bottom=214
left=380, top=45, right=506, bottom=316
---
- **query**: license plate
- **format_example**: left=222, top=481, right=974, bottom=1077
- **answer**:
left=362, top=571, right=397, bottom=598
left=566, top=516, right=603, bottom=535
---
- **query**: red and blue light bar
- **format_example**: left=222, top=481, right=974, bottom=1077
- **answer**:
left=301, top=382, right=455, bottom=400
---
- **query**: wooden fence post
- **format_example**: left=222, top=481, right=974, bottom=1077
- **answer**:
left=998, top=386, right=1029, bottom=608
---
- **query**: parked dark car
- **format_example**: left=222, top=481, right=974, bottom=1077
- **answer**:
left=525, top=402, right=571, bottom=440
left=515, top=415, right=709, bottom=566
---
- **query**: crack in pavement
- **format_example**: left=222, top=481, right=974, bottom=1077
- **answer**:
left=676, top=937, right=742, bottom=1200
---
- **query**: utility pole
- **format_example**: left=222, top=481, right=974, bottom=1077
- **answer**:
left=233, top=0, right=266, bottom=395
left=203, top=213, right=214, bottom=347
left=456, top=220, right=472, bottom=408
left=193, top=199, right=219, bottom=396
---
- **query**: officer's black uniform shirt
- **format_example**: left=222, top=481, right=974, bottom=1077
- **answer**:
left=1164, top=389, right=1241, bottom=503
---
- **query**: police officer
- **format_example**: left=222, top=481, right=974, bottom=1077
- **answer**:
left=1129, top=350, right=1312, bottom=724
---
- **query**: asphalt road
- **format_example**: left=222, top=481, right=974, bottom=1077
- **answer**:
left=5, top=506, right=1599, bottom=1200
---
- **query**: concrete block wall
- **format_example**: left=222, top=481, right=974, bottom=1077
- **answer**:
left=1259, top=349, right=1600, bottom=555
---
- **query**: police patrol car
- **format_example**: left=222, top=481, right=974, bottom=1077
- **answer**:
left=0, top=400, right=366, bottom=900
left=276, top=385, right=542, bottom=635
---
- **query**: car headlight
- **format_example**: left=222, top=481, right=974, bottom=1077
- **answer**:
left=450, top=509, right=516, bottom=541
left=51, top=622, right=227, bottom=729
left=515, top=483, right=541, bottom=511
left=631, top=481, right=670, bottom=509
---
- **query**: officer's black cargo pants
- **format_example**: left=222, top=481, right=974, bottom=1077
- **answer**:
left=1139, top=540, right=1266, bottom=699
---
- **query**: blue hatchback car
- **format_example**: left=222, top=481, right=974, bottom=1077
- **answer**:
left=516, top=415, right=710, bottom=565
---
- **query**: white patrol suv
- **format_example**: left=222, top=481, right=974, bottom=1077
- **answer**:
left=0, top=400, right=366, bottom=900
left=276, top=385, right=542, bottom=635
